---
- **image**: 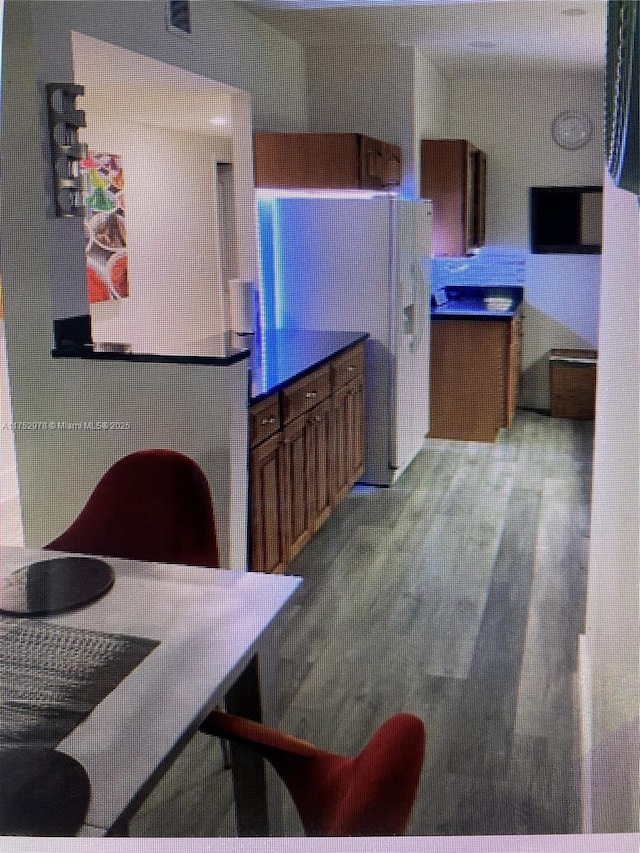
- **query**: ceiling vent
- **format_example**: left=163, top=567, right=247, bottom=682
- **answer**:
left=167, top=1, right=192, bottom=35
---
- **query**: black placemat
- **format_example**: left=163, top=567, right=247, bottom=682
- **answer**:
left=0, top=556, right=115, bottom=617
left=0, top=616, right=159, bottom=748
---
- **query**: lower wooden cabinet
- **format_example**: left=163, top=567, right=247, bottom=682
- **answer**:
left=429, top=311, right=522, bottom=442
left=249, top=431, right=289, bottom=576
left=307, top=398, right=333, bottom=530
left=249, top=343, right=365, bottom=573
left=281, top=397, right=333, bottom=562
left=333, top=376, right=365, bottom=504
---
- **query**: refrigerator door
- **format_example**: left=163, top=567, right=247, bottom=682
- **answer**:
left=388, top=199, right=432, bottom=476
left=267, top=195, right=396, bottom=484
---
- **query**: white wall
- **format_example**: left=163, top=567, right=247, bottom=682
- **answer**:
left=445, top=68, right=604, bottom=409
left=34, top=1, right=308, bottom=132
left=584, top=172, right=639, bottom=833
left=85, top=119, right=231, bottom=347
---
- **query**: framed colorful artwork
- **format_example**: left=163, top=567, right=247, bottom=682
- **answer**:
left=81, top=153, right=129, bottom=303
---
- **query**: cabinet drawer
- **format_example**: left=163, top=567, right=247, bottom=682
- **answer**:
left=249, top=394, right=281, bottom=447
left=282, top=365, right=332, bottom=424
left=331, top=343, right=365, bottom=390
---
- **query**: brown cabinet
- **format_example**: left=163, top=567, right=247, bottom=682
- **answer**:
left=253, top=133, right=402, bottom=191
left=306, top=398, right=334, bottom=530
left=248, top=342, right=366, bottom=572
left=249, top=426, right=289, bottom=576
left=429, top=311, right=522, bottom=442
left=420, top=139, right=486, bottom=257
left=332, top=377, right=365, bottom=503
left=281, top=410, right=314, bottom=560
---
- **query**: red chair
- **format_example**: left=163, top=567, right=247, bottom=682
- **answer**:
left=200, top=709, right=426, bottom=836
left=47, top=449, right=220, bottom=568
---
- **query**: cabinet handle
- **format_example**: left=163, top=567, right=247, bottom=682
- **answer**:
left=305, top=391, right=318, bottom=399
left=260, top=416, right=276, bottom=426
left=347, top=365, right=355, bottom=372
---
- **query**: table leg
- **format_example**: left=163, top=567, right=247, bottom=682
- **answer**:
left=224, top=654, right=269, bottom=837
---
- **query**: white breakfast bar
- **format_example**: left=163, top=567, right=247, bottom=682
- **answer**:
left=0, top=546, right=301, bottom=837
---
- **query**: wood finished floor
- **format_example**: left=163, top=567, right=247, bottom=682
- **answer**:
left=131, top=410, right=593, bottom=838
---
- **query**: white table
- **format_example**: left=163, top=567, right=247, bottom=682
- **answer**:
left=0, top=546, right=301, bottom=837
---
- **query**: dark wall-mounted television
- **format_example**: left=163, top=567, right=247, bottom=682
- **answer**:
left=529, top=186, right=603, bottom=254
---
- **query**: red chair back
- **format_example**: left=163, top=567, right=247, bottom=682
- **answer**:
left=47, top=449, right=220, bottom=568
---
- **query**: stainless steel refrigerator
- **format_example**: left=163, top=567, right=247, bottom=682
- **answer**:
left=258, top=194, right=432, bottom=486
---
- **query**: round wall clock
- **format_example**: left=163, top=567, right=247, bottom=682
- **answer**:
left=551, top=111, right=593, bottom=150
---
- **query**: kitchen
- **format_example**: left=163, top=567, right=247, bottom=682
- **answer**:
left=0, top=0, right=638, bottom=847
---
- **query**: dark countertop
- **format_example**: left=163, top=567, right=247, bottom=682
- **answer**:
left=52, top=327, right=369, bottom=404
left=52, top=332, right=251, bottom=366
left=431, top=285, right=524, bottom=319
left=249, top=329, right=369, bottom=403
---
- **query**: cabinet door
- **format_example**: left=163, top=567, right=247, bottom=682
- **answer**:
left=420, top=139, right=468, bottom=256
left=420, top=139, right=486, bottom=256
left=359, top=135, right=386, bottom=189
left=253, top=133, right=361, bottom=189
left=464, top=144, right=476, bottom=252
left=307, top=398, right=333, bottom=532
left=332, top=383, right=351, bottom=504
left=282, top=413, right=315, bottom=561
left=332, top=376, right=365, bottom=504
left=429, top=317, right=508, bottom=442
left=249, top=432, right=289, bottom=574
left=472, top=149, right=487, bottom=249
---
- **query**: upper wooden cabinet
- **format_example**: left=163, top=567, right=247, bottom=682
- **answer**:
left=420, top=139, right=487, bottom=257
left=253, top=133, right=403, bottom=191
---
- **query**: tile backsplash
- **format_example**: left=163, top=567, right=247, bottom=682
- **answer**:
left=431, top=248, right=526, bottom=290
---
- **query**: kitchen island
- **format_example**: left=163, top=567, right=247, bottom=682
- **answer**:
left=430, top=286, right=523, bottom=442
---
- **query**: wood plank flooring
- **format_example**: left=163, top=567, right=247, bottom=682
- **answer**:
left=130, top=410, right=593, bottom=838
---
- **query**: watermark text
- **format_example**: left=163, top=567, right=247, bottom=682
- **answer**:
left=2, top=421, right=131, bottom=431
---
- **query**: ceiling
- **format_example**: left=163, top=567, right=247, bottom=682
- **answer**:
left=239, top=0, right=607, bottom=73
